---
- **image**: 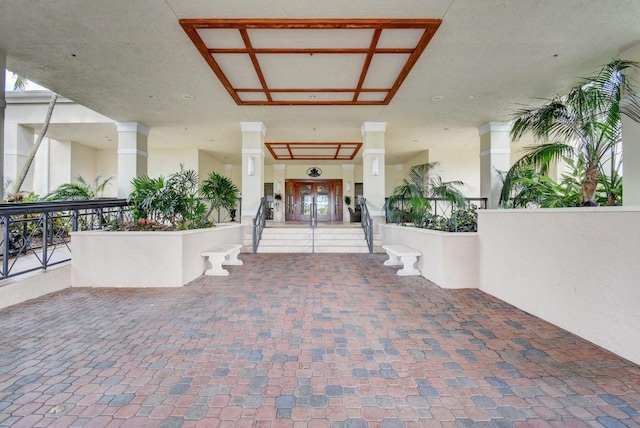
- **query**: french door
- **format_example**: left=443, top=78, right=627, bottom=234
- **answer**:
left=285, top=180, right=343, bottom=222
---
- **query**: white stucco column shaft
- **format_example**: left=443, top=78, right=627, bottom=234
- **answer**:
left=479, top=122, right=511, bottom=208
left=361, top=122, right=386, bottom=226
left=4, top=123, right=35, bottom=192
left=621, top=43, right=640, bottom=206
left=272, top=164, right=285, bottom=221
left=342, top=164, right=355, bottom=222
left=116, top=122, right=149, bottom=198
left=240, top=122, right=266, bottom=224
left=0, top=52, right=6, bottom=200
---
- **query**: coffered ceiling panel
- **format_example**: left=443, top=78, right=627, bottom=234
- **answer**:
left=180, top=18, right=442, bottom=106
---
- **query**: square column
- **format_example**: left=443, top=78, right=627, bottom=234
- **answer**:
left=479, top=122, right=511, bottom=208
left=0, top=52, right=6, bottom=200
left=361, top=122, right=386, bottom=225
left=240, top=122, right=266, bottom=224
left=4, top=124, right=35, bottom=192
left=272, top=164, right=285, bottom=222
left=342, top=164, right=355, bottom=222
left=621, top=43, right=640, bottom=206
left=117, top=122, right=149, bottom=198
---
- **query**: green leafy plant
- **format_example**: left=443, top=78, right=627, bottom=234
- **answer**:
left=128, top=166, right=209, bottom=230
left=200, top=171, right=239, bottom=221
left=501, top=59, right=640, bottom=207
left=344, top=195, right=351, bottom=206
left=45, top=172, right=113, bottom=201
left=385, top=162, right=467, bottom=228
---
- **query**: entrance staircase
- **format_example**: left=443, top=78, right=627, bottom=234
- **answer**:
left=242, top=223, right=383, bottom=253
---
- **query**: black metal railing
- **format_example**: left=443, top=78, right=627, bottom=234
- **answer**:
left=385, top=197, right=488, bottom=223
left=360, top=199, right=374, bottom=254
left=252, top=197, right=267, bottom=253
left=0, top=199, right=132, bottom=280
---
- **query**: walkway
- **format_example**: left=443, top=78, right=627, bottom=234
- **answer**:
left=0, top=254, right=638, bottom=427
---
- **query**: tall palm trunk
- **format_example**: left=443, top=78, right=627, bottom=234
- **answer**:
left=582, top=161, right=598, bottom=205
left=9, top=93, right=58, bottom=196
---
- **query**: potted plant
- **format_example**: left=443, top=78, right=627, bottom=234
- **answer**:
left=273, top=193, right=283, bottom=222
left=201, top=171, right=239, bottom=223
left=344, top=195, right=351, bottom=206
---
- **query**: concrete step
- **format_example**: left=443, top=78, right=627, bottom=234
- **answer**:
left=242, top=225, right=382, bottom=253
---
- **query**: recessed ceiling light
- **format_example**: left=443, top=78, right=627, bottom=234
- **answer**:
left=309, top=95, right=316, bottom=100
left=431, top=96, right=444, bottom=102
left=468, top=95, right=476, bottom=99
left=182, top=94, right=194, bottom=100
left=149, top=95, right=157, bottom=99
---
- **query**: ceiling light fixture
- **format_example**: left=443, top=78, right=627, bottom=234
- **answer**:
left=431, top=96, right=444, bottom=102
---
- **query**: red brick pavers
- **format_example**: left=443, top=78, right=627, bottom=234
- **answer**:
left=0, top=253, right=639, bottom=427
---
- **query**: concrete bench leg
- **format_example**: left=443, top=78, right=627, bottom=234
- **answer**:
left=397, top=255, right=420, bottom=276
left=204, top=254, right=229, bottom=276
left=383, top=253, right=403, bottom=266
left=224, top=248, right=243, bottom=266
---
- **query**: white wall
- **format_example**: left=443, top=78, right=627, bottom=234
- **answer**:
left=381, top=224, right=478, bottom=289
left=429, top=146, right=480, bottom=197
left=96, top=149, right=118, bottom=197
left=478, top=208, right=640, bottom=365
left=148, top=149, right=199, bottom=178
left=70, top=142, right=97, bottom=184
left=71, top=225, right=244, bottom=288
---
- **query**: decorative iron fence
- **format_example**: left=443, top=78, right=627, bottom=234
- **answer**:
left=0, top=199, right=132, bottom=280
left=385, top=197, right=488, bottom=231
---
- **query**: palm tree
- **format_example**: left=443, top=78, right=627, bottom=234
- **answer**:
left=501, top=59, right=640, bottom=206
left=8, top=74, right=58, bottom=197
left=385, top=162, right=467, bottom=227
left=200, top=171, right=239, bottom=221
left=44, top=172, right=113, bottom=201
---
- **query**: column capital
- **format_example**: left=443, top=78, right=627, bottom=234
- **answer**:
left=116, top=121, right=150, bottom=136
left=240, top=122, right=266, bottom=135
left=342, top=164, right=355, bottom=170
left=478, top=122, right=511, bottom=136
left=362, top=148, right=385, bottom=156
left=273, top=163, right=286, bottom=170
left=361, top=122, right=387, bottom=135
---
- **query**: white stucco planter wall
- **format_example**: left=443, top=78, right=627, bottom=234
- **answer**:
left=0, top=264, right=71, bottom=309
left=71, top=224, right=243, bottom=288
left=478, top=207, right=640, bottom=365
left=381, top=224, right=478, bottom=289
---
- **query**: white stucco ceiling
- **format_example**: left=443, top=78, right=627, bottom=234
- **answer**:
left=1, top=0, right=640, bottom=165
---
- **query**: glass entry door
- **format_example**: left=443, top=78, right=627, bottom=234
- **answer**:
left=285, top=180, right=343, bottom=222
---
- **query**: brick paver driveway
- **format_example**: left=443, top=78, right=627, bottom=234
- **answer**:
left=0, top=253, right=638, bottom=427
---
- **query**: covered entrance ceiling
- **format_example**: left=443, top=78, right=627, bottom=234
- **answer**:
left=180, top=19, right=441, bottom=106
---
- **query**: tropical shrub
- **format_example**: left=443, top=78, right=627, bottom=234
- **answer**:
left=501, top=59, right=640, bottom=207
left=44, top=172, right=113, bottom=201
left=128, top=167, right=209, bottom=230
left=200, top=171, right=239, bottom=220
left=385, top=162, right=475, bottom=231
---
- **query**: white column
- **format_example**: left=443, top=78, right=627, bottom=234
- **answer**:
left=273, top=164, right=285, bottom=222
left=342, top=164, right=355, bottom=222
left=621, top=43, right=640, bottom=206
left=0, top=51, right=4, bottom=201
left=116, top=122, right=149, bottom=198
left=4, top=124, right=35, bottom=192
left=361, top=122, right=386, bottom=226
left=479, top=122, right=511, bottom=209
left=240, top=122, right=266, bottom=223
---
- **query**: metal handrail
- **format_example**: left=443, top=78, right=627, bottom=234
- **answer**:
left=360, top=199, right=374, bottom=254
left=0, top=199, right=131, bottom=280
left=385, top=197, right=488, bottom=223
left=252, top=197, right=267, bottom=253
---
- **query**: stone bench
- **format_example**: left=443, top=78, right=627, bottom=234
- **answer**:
left=201, top=244, right=243, bottom=276
left=382, top=244, right=422, bottom=276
